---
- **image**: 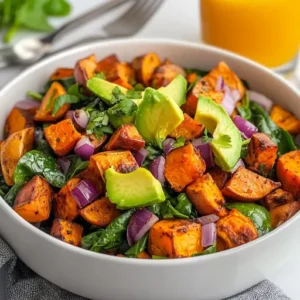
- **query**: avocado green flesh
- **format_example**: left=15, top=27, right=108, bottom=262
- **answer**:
left=105, top=168, right=166, bottom=209
left=158, top=74, right=187, bottom=107
left=135, top=88, right=184, bottom=147
left=195, top=96, right=242, bottom=171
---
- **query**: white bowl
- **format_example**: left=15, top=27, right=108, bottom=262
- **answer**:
left=0, top=39, right=299, bottom=300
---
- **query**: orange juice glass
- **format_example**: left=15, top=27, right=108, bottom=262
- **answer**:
left=200, top=0, right=300, bottom=71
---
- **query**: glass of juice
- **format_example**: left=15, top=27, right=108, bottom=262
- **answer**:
left=200, top=0, right=300, bottom=73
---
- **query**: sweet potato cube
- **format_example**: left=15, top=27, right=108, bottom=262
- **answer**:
left=53, top=178, right=81, bottom=221
left=5, top=107, right=35, bottom=137
left=270, top=202, right=300, bottom=228
left=209, top=167, right=230, bottom=190
left=216, top=209, right=258, bottom=250
left=79, top=197, right=120, bottom=227
left=106, top=62, right=135, bottom=85
left=186, top=173, right=227, bottom=217
left=169, top=113, right=204, bottom=141
left=137, top=251, right=151, bottom=259
left=14, top=176, right=52, bottom=223
left=50, top=68, right=74, bottom=81
left=1, top=127, right=34, bottom=186
left=44, top=119, right=81, bottom=156
left=270, top=105, right=300, bottom=134
left=181, top=78, right=224, bottom=117
left=222, top=167, right=281, bottom=202
left=164, top=143, right=206, bottom=192
left=74, top=54, right=97, bottom=87
left=35, top=82, right=68, bottom=122
left=50, top=219, right=83, bottom=246
left=148, top=220, right=202, bottom=258
left=187, top=72, right=198, bottom=84
left=262, top=189, right=295, bottom=210
left=245, top=133, right=278, bottom=176
left=277, top=150, right=300, bottom=198
left=105, top=124, right=145, bottom=151
left=151, top=64, right=186, bottom=88
left=112, top=78, right=133, bottom=90
left=96, top=54, right=120, bottom=75
left=132, top=53, right=161, bottom=86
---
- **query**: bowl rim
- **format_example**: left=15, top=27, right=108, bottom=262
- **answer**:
left=1, top=37, right=300, bottom=266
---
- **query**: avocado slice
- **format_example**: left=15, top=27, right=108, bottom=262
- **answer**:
left=105, top=167, right=166, bottom=209
left=135, top=88, right=184, bottom=147
left=195, top=96, right=242, bottom=171
left=158, top=74, right=187, bottom=107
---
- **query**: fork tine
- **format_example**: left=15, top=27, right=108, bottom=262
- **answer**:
left=125, top=0, right=148, bottom=18
left=138, top=0, right=163, bottom=22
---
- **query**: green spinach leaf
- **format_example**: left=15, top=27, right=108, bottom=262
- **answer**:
left=125, top=234, right=148, bottom=258
left=27, top=91, right=43, bottom=101
left=193, top=243, right=217, bottom=256
left=81, top=229, right=104, bottom=250
left=173, top=136, right=185, bottom=149
left=65, top=155, right=89, bottom=180
left=4, top=184, right=24, bottom=207
left=0, top=173, right=10, bottom=198
left=237, top=92, right=251, bottom=120
left=52, top=94, right=79, bottom=116
left=44, top=0, right=71, bottom=16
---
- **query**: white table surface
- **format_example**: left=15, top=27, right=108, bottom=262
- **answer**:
left=0, top=0, right=299, bottom=299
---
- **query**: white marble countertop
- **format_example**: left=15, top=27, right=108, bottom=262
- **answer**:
left=0, top=0, right=299, bottom=299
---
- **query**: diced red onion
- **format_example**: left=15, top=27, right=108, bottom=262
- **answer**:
left=192, top=138, right=215, bottom=169
left=195, top=214, right=219, bottom=225
left=71, top=179, right=100, bottom=209
left=133, top=148, right=149, bottom=166
left=74, top=136, right=95, bottom=160
left=231, top=159, right=245, bottom=174
left=202, top=223, right=216, bottom=248
left=248, top=90, right=273, bottom=112
left=65, top=110, right=74, bottom=120
left=233, top=116, right=258, bottom=139
left=15, top=100, right=40, bottom=110
left=74, top=109, right=89, bottom=131
left=127, top=208, right=159, bottom=246
left=215, top=76, right=224, bottom=92
left=162, top=138, right=175, bottom=154
left=221, top=91, right=235, bottom=115
left=57, top=158, right=71, bottom=175
left=231, top=89, right=241, bottom=103
left=149, top=156, right=165, bottom=185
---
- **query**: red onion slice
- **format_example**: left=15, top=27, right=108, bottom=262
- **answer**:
left=231, top=89, right=241, bottom=103
left=57, top=158, right=71, bottom=175
left=65, top=110, right=74, bottom=120
left=215, top=76, right=224, bottom=92
left=202, top=222, right=216, bottom=248
left=15, top=100, right=40, bottom=110
left=248, top=90, right=273, bottom=112
left=127, top=208, right=159, bottom=246
left=149, top=156, right=166, bottom=185
left=74, top=136, right=95, bottom=160
left=192, top=138, right=215, bottom=169
left=233, top=116, right=258, bottom=139
left=133, top=148, right=149, bottom=166
left=74, top=109, right=89, bottom=131
left=221, top=91, right=235, bottom=116
left=231, top=159, right=245, bottom=174
left=195, top=214, right=219, bottom=225
left=162, top=138, right=175, bottom=154
left=71, top=179, right=100, bottom=209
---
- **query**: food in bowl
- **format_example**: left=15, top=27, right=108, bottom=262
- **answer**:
left=1, top=52, right=300, bottom=259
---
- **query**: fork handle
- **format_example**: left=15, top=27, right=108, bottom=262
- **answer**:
left=40, top=0, right=129, bottom=44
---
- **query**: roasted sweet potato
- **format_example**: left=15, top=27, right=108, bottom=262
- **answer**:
left=277, top=150, right=300, bottom=198
left=1, top=127, right=34, bottom=185
left=270, top=105, right=300, bottom=134
left=222, top=167, right=281, bottom=202
left=164, top=143, right=206, bottom=192
left=216, top=209, right=258, bottom=249
left=181, top=78, right=223, bottom=117
left=53, top=178, right=81, bottom=221
left=148, top=220, right=202, bottom=258
left=205, top=61, right=245, bottom=100
left=44, top=119, right=81, bottom=156
left=209, top=167, right=230, bottom=190
left=186, top=173, right=227, bottom=217
left=35, top=82, right=68, bottom=122
left=79, top=197, right=120, bottom=227
left=168, top=113, right=204, bottom=141
left=74, top=54, right=97, bottom=87
left=106, top=62, right=135, bottom=85
left=4, top=107, right=35, bottom=137
left=50, top=219, right=83, bottom=246
left=132, top=53, right=161, bottom=86
left=187, top=72, right=198, bottom=84
left=270, top=202, right=300, bottom=228
left=245, top=133, right=278, bottom=176
left=151, top=64, right=186, bottom=88
left=112, top=78, right=133, bottom=90
left=137, top=251, right=151, bottom=259
left=96, top=54, right=120, bottom=75
left=262, top=189, right=295, bottom=210
left=50, top=68, right=74, bottom=81
left=14, top=176, right=52, bottom=222
left=104, top=124, right=145, bottom=151
left=86, top=134, right=108, bottom=153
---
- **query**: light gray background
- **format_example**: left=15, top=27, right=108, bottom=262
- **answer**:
left=0, top=0, right=299, bottom=299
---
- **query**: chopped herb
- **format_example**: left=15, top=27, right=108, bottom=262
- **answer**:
left=133, top=83, right=145, bottom=91
left=27, top=91, right=43, bottom=101
left=94, top=72, right=106, bottom=79
left=173, top=136, right=185, bottom=149
left=126, top=89, right=142, bottom=100
left=107, top=99, right=137, bottom=117
left=111, top=86, right=126, bottom=104
left=52, top=94, right=79, bottom=116
left=237, top=92, right=251, bottom=120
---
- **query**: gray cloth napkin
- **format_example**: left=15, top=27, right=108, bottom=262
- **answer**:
left=0, top=236, right=291, bottom=300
